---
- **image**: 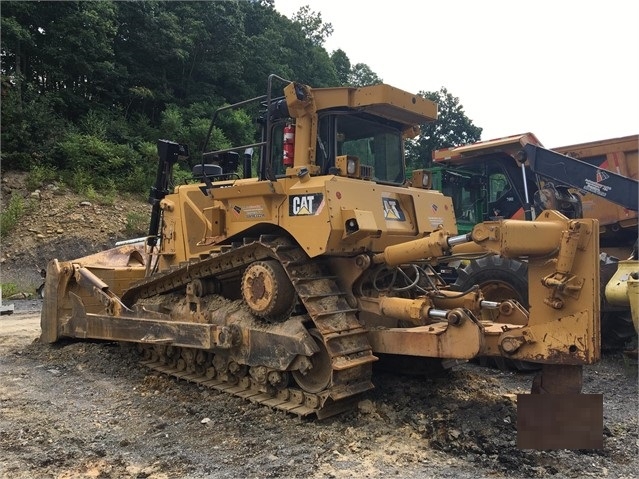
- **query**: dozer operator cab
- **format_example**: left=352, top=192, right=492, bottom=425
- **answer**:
left=198, top=74, right=436, bottom=187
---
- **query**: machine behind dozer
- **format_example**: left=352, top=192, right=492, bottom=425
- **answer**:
left=41, top=75, right=603, bottom=448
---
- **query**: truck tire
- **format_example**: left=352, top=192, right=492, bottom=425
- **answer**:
left=452, top=255, right=538, bottom=372
left=600, top=311, right=638, bottom=351
left=453, top=255, right=528, bottom=306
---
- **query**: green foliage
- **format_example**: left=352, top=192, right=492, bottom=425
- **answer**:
left=172, top=166, right=195, bottom=187
left=0, top=0, right=441, bottom=192
left=160, top=105, right=185, bottom=141
left=65, top=168, right=94, bottom=196
left=81, top=180, right=117, bottom=205
left=212, top=108, right=255, bottom=150
left=291, top=5, right=333, bottom=47
left=129, top=116, right=160, bottom=145
left=187, top=118, right=214, bottom=155
left=0, top=194, right=25, bottom=238
left=331, top=49, right=351, bottom=85
left=1, top=282, right=19, bottom=297
left=406, top=88, right=483, bottom=171
left=25, top=164, right=59, bottom=191
left=124, top=211, right=149, bottom=237
left=118, top=140, right=162, bottom=193
left=79, top=110, right=110, bottom=139
left=54, top=132, right=143, bottom=193
left=1, top=82, right=67, bottom=171
left=348, top=63, right=383, bottom=87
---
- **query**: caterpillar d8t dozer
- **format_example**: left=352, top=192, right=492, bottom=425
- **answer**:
left=41, top=75, right=602, bottom=448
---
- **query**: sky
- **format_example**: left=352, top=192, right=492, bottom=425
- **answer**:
left=274, top=0, right=639, bottom=149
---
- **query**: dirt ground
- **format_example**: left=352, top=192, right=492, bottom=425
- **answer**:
left=1, top=301, right=637, bottom=479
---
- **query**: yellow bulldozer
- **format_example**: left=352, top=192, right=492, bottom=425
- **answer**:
left=41, top=75, right=603, bottom=448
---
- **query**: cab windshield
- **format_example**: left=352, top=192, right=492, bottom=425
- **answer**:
left=318, top=113, right=405, bottom=185
left=269, top=112, right=406, bottom=184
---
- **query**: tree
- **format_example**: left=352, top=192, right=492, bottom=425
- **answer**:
left=291, top=5, right=333, bottom=47
left=328, top=50, right=382, bottom=88
left=1, top=1, right=118, bottom=117
left=347, top=63, right=382, bottom=87
left=0, top=0, right=370, bottom=183
left=405, top=87, right=482, bottom=170
left=330, top=49, right=350, bottom=85
left=0, top=1, right=38, bottom=107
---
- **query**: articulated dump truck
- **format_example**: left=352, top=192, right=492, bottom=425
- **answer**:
left=41, top=75, right=602, bottom=447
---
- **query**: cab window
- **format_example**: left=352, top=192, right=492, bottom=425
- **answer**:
left=336, top=115, right=404, bottom=184
left=488, top=172, right=510, bottom=201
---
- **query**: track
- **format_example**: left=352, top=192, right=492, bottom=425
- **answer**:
left=124, top=235, right=377, bottom=419
left=140, top=347, right=361, bottom=419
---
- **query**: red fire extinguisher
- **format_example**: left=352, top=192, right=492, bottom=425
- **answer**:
left=283, top=124, right=295, bottom=167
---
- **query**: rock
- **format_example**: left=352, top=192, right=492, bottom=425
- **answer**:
left=358, top=399, right=375, bottom=414
left=8, top=292, right=30, bottom=300
left=201, top=417, right=211, bottom=424
left=80, top=201, right=92, bottom=207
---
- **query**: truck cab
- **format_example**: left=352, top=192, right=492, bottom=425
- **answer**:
left=429, top=134, right=542, bottom=232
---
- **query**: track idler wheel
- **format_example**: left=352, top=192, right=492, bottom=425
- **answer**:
left=292, top=330, right=332, bottom=393
left=242, top=260, right=295, bottom=322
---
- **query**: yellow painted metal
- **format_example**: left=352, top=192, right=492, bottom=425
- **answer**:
left=156, top=174, right=457, bottom=262
left=284, top=82, right=437, bottom=174
left=41, top=244, right=148, bottom=343
left=605, top=260, right=639, bottom=305
left=285, top=83, right=438, bottom=126
left=373, top=229, right=452, bottom=266
left=470, top=218, right=566, bottom=256
left=360, top=212, right=600, bottom=365
left=496, top=212, right=601, bottom=364
left=605, top=260, right=639, bottom=335
left=629, top=276, right=639, bottom=335
left=367, top=316, right=483, bottom=359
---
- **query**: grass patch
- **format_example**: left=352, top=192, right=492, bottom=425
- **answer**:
left=25, top=164, right=59, bottom=191
left=1, top=282, right=19, bottom=297
left=125, top=211, right=149, bottom=237
left=0, top=194, right=25, bottom=238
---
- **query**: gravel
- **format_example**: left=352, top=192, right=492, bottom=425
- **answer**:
left=1, top=303, right=637, bottom=479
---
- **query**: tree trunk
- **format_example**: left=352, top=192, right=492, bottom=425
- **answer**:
left=15, top=40, right=23, bottom=112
